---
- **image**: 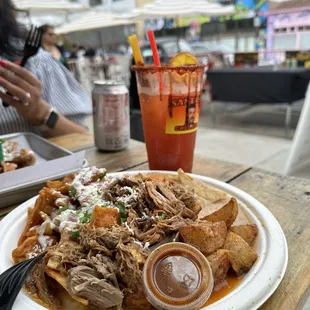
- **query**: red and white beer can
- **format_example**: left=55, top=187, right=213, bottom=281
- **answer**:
left=92, top=81, right=130, bottom=151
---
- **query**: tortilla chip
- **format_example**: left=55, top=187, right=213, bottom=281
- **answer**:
left=176, top=169, right=229, bottom=201
left=18, top=188, right=62, bottom=245
left=89, top=206, right=120, bottom=228
left=45, top=268, right=88, bottom=306
left=47, top=180, right=69, bottom=194
left=12, top=236, right=39, bottom=263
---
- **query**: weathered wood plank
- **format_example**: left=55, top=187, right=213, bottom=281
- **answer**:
left=85, top=143, right=147, bottom=172
left=132, top=155, right=250, bottom=182
left=49, top=133, right=95, bottom=152
left=49, top=133, right=145, bottom=153
left=0, top=204, right=18, bottom=219
left=230, top=169, right=310, bottom=310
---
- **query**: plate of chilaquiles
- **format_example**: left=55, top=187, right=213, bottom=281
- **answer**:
left=0, top=167, right=288, bottom=310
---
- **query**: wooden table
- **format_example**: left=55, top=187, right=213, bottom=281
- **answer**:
left=1, top=133, right=309, bottom=310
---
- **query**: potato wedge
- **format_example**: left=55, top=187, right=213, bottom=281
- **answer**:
left=230, top=224, right=258, bottom=246
left=207, top=249, right=230, bottom=286
left=179, top=221, right=227, bottom=255
left=223, top=232, right=258, bottom=276
left=202, top=197, right=238, bottom=228
left=89, top=206, right=120, bottom=228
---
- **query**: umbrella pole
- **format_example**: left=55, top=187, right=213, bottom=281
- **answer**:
left=26, top=10, right=31, bottom=24
left=97, top=30, right=104, bottom=48
left=65, top=10, right=70, bottom=23
left=107, top=0, right=112, bottom=13
left=176, top=16, right=181, bottom=39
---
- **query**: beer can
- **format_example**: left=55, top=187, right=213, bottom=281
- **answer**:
left=92, top=80, right=130, bottom=151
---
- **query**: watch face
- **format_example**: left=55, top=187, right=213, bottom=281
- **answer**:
left=46, top=111, right=59, bottom=128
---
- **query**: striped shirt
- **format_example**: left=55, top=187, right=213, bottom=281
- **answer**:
left=0, top=49, right=92, bottom=135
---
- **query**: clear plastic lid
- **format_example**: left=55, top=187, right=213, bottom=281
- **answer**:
left=143, top=242, right=214, bottom=310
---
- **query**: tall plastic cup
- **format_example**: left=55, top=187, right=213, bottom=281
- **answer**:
left=132, top=64, right=205, bottom=172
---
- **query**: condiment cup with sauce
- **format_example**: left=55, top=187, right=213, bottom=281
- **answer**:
left=143, top=242, right=213, bottom=310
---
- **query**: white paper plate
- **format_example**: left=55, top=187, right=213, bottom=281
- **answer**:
left=0, top=171, right=288, bottom=310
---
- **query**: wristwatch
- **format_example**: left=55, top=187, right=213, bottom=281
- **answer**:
left=43, top=108, right=59, bottom=129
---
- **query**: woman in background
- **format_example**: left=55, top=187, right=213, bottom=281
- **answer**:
left=0, top=0, right=91, bottom=137
left=39, top=24, right=67, bottom=67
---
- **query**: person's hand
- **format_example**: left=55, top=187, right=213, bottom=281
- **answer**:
left=0, top=60, right=50, bottom=125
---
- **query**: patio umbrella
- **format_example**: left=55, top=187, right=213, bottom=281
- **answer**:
left=131, top=0, right=235, bottom=18
left=13, top=0, right=88, bottom=12
left=55, top=11, right=133, bottom=34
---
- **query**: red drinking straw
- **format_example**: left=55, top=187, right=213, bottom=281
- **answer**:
left=147, top=30, right=164, bottom=92
left=147, top=30, right=161, bottom=67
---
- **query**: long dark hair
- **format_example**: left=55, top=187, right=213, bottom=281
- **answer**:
left=0, top=0, right=25, bottom=59
left=39, top=24, right=53, bottom=35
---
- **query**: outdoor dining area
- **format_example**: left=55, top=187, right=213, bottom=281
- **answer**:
left=207, top=52, right=310, bottom=134
left=0, top=130, right=309, bottom=310
left=1, top=0, right=310, bottom=309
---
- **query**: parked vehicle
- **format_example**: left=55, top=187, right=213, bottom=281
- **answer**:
left=190, top=42, right=235, bottom=67
left=138, top=37, right=193, bottom=64
left=99, top=50, right=131, bottom=84
left=190, top=42, right=234, bottom=54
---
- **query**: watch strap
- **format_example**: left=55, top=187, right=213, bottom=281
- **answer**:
left=44, top=108, right=59, bottom=128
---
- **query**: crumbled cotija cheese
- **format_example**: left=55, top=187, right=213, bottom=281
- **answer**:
left=38, top=235, right=53, bottom=251
left=27, top=245, right=41, bottom=259
left=55, top=196, right=70, bottom=206
left=73, top=166, right=106, bottom=185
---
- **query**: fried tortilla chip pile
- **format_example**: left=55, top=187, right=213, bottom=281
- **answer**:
left=12, top=167, right=258, bottom=310
left=0, top=140, right=36, bottom=173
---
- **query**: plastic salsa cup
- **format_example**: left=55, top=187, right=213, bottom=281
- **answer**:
left=142, top=242, right=213, bottom=310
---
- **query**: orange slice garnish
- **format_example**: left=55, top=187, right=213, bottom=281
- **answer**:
left=170, top=52, right=198, bottom=66
left=169, top=52, right=199, bottom=84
